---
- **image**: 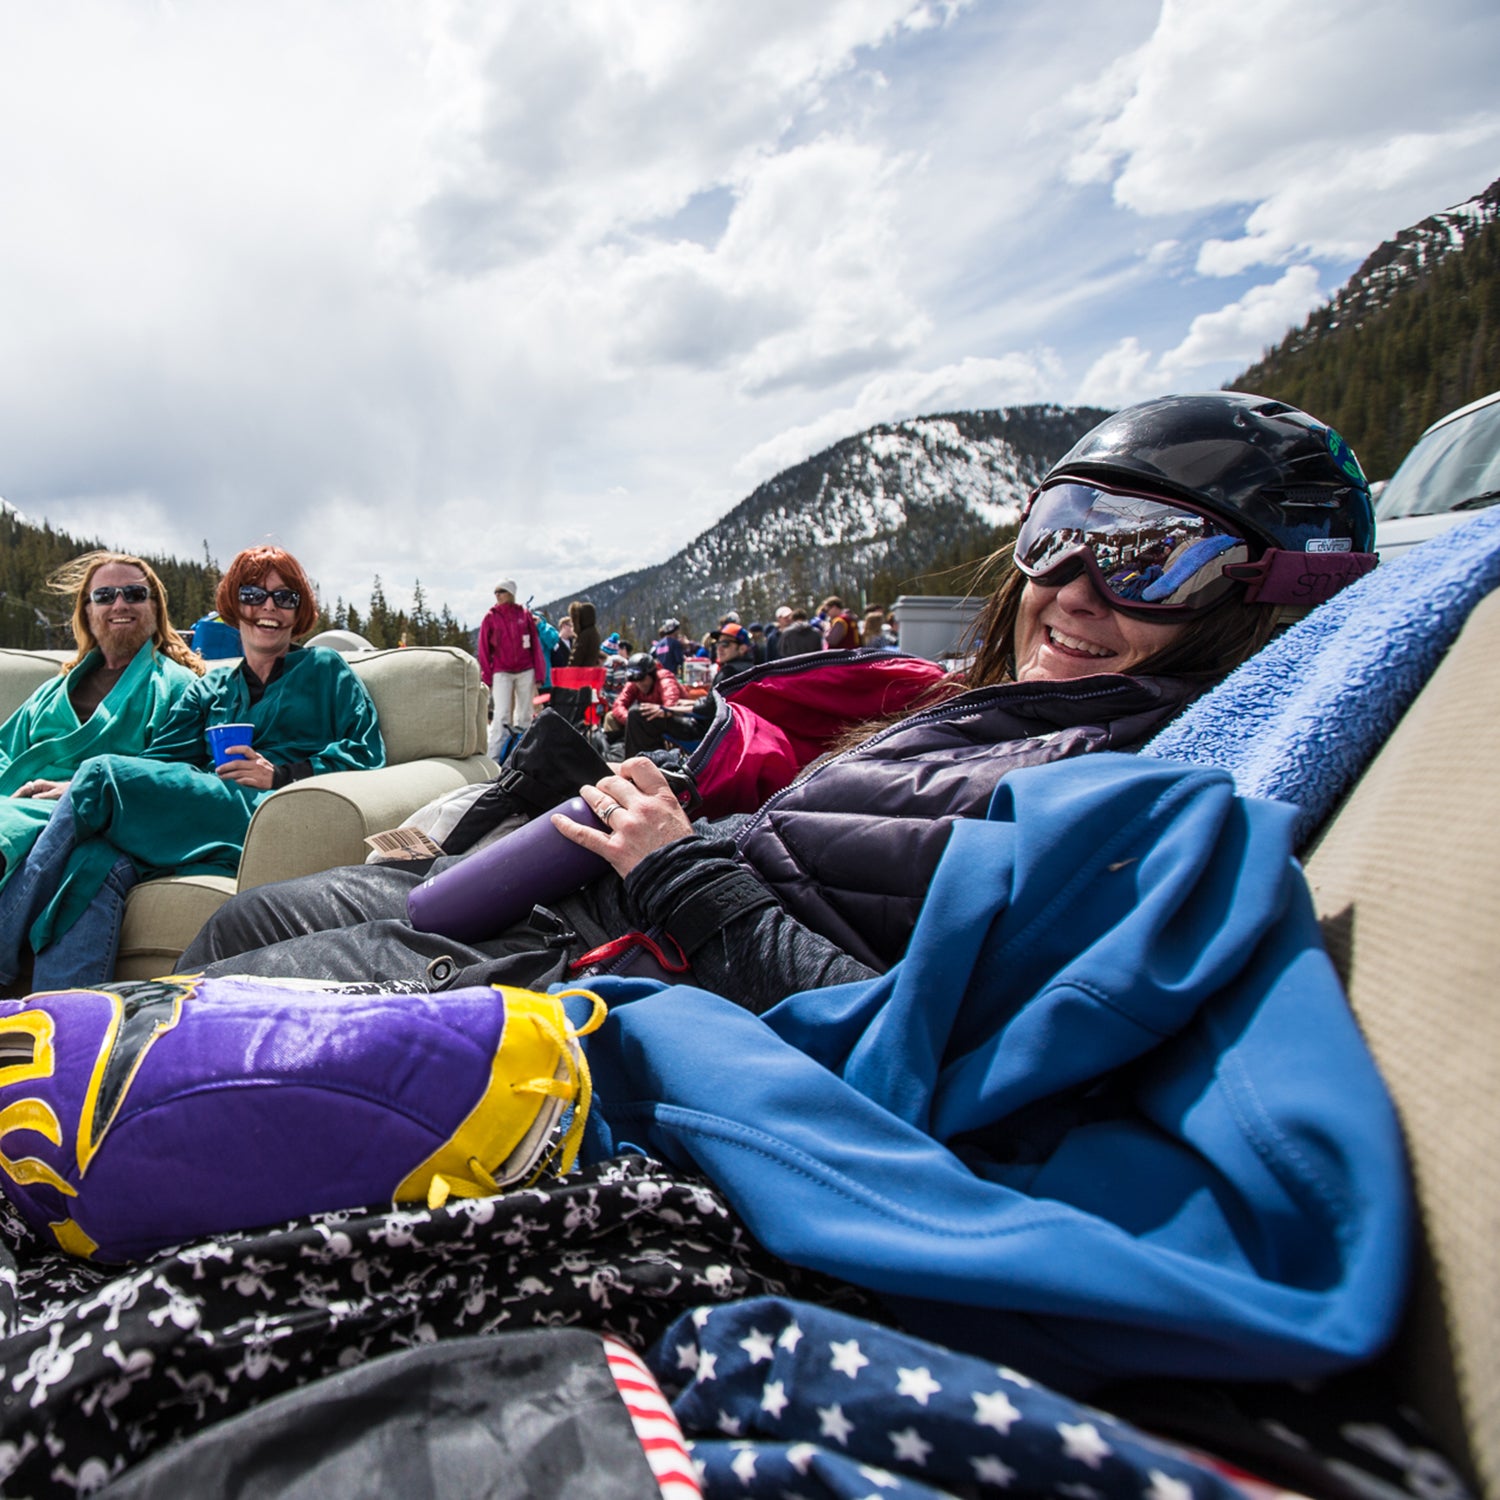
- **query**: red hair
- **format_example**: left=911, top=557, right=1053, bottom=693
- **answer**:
left=216, top=546, right=319, bottom=637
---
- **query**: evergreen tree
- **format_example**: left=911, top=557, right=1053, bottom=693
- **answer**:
left=1231, top=204, right=1500, bottom=477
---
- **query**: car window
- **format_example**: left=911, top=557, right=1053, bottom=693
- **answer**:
left=1375, top=396, right=1500, bottom=521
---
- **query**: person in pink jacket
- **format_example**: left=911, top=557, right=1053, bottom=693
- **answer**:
left=477, top=580, right=545, bottom=758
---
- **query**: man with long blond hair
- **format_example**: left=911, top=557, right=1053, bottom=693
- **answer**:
left=0, top=551, right=203, bottom=893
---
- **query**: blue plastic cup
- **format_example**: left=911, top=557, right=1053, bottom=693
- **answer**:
left=206, top=723, right=255, bottom=767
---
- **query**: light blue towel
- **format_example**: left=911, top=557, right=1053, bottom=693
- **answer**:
left=1145, top=508, right=1500, bottom=846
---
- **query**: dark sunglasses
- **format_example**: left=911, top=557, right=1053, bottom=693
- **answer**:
left=89, top=584, right=152, bottom=605
left=1014, top=481, right=1251, bottom=616
left=238, top=584, right=301, bottom=610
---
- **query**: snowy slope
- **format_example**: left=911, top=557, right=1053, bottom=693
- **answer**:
left=542, top=404, right=1107, bottom=638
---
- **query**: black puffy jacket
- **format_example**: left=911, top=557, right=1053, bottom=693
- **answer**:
left=621, top=672, right=1197, bottom=1008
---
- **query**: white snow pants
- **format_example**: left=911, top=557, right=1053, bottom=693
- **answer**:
left=487, top=669, right=536, bottom=756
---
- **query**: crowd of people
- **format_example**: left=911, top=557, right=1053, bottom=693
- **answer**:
left=478, top=592, right=906, bottom=759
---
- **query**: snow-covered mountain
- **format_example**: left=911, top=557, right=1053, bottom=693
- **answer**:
left=1278, top=176, right=1500, bottom=357
left=542, top=404, right=1108, bottom=639
left=1345, top=176, right=1499, bottom=310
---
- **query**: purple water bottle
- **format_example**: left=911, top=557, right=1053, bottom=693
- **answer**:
left=405, top=796, right=610, bottom=943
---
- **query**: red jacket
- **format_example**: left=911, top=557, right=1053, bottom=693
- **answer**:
left=477, top=602, right=545, bottom=684
left=609, top=666, right=682, bottom=725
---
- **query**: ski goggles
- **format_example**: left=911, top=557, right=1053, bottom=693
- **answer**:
left=1014, top=481, right=1253, bottom=615
left=89, top=584, right=152, bottom=605
left=238, top=584, right=302, bottom=610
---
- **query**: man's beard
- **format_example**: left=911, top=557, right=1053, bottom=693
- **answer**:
left=95, top=614, right=154, bottom=659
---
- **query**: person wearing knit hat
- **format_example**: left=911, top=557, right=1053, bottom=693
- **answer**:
left=477, top=580, right=544, bottom=758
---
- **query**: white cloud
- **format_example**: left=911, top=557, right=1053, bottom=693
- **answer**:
left=1163, top=266, right=1324, bottom=370
left=1064, top=0, right=1500, bottom=271
left=604, top=137, right=928, bottom=392
left=1076, top=266, right=1325, bottom=407
left=412, top=0, right=961, bottom=272
left=736, top=352, right=1062, bottom=481
left=1075, top=337, right=1169, bottom=410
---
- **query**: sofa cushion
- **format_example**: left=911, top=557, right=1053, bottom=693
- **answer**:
left=0, top=649, right=71, bottom=725
left=347, top=647, right=487, bottom=765
left=115, top=875, right=239, bottom=982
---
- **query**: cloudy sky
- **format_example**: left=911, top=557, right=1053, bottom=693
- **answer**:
left=1, top=0, right=1497, bottom=623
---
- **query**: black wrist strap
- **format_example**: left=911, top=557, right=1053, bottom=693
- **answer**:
left=662, top=869, right=780, bottom=956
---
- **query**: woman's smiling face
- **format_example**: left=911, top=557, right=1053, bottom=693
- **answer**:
left=237, top=567, right=297, bottom=658
left=1012, top=572, right=1186, bottom=682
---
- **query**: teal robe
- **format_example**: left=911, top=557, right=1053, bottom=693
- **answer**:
left=0, top=645, right=198, bottom=891
left=33, top=645, right=385, bottom=949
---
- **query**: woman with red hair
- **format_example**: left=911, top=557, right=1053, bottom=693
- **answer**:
left=0, top=545, right=384, bottom=991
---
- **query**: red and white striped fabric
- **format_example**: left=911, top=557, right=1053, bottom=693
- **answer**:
left=602, top=1334, right=702, bottom=1500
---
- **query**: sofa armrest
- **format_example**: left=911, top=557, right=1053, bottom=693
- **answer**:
left=235, top=755, right=496, bottom=891
left=116, top=875, right=240, bottom=982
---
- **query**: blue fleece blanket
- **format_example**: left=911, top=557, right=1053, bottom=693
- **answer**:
left=1145, top=510, right=1500, bottom=845
left=582, top=753, right=1411, bottom=1393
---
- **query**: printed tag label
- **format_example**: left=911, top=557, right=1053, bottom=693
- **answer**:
left=365, top=826, right=445, bottom=860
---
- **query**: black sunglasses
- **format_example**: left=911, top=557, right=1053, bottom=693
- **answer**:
left=89, top=585, right=151, bottom=605
left=238, top=584, right=301, bottom=610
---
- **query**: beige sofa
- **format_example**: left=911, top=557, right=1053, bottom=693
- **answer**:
left=1301, top=587, right=1499, bottom=1497
left=0, top=646, right=496, bottom=981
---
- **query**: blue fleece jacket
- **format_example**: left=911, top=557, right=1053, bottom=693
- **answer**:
left=581, top=753, right=1412, bottom=1392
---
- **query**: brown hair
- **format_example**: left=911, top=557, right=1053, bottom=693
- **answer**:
left=49, top=551, right=205, bottom=676
left=828, top=547, right=1279, bottom=756
left=216, top=546, right=319, bottom=637
left=567, top=599, right=602, bottom=667
left=962, top=544, right=1278, bottom=690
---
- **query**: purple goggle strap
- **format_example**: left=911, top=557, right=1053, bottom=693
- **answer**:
left=1223, top=549, right=1379, bottom=606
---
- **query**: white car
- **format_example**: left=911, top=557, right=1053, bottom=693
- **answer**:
left=1374, top=389, right=1500, bottom=560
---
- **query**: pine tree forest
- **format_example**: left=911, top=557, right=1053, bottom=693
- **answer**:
left=1230, top=211, right=1500, bottom=480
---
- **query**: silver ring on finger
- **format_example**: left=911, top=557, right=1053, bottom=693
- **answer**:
left=597, top=798, right=620, bottom=827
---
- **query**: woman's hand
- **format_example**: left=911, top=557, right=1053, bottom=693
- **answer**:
left=13, top=778, right=69, bottom=800
left=215, top=749, right=278, bottom=790
left=552, top=757, right=694, bottom=877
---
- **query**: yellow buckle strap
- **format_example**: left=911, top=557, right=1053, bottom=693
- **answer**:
left=403, top=986, right=607, bottom=1211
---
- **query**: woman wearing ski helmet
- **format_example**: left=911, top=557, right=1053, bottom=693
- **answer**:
left=966, top=391, right=1377, bottom=688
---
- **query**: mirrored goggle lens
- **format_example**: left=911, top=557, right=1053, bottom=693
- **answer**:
left=1016, top=482, right=1250, bottom=611
left=90, top=585, right=151, bottom=604
left=239, top=585, right=301, bottom=610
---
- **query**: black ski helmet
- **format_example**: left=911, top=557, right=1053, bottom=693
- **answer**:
left=1044, top=392, right=1375, bottom=556
left=625, top=651, right=656, bottom=682
left=1036, top=393, right=1378, bottom=609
